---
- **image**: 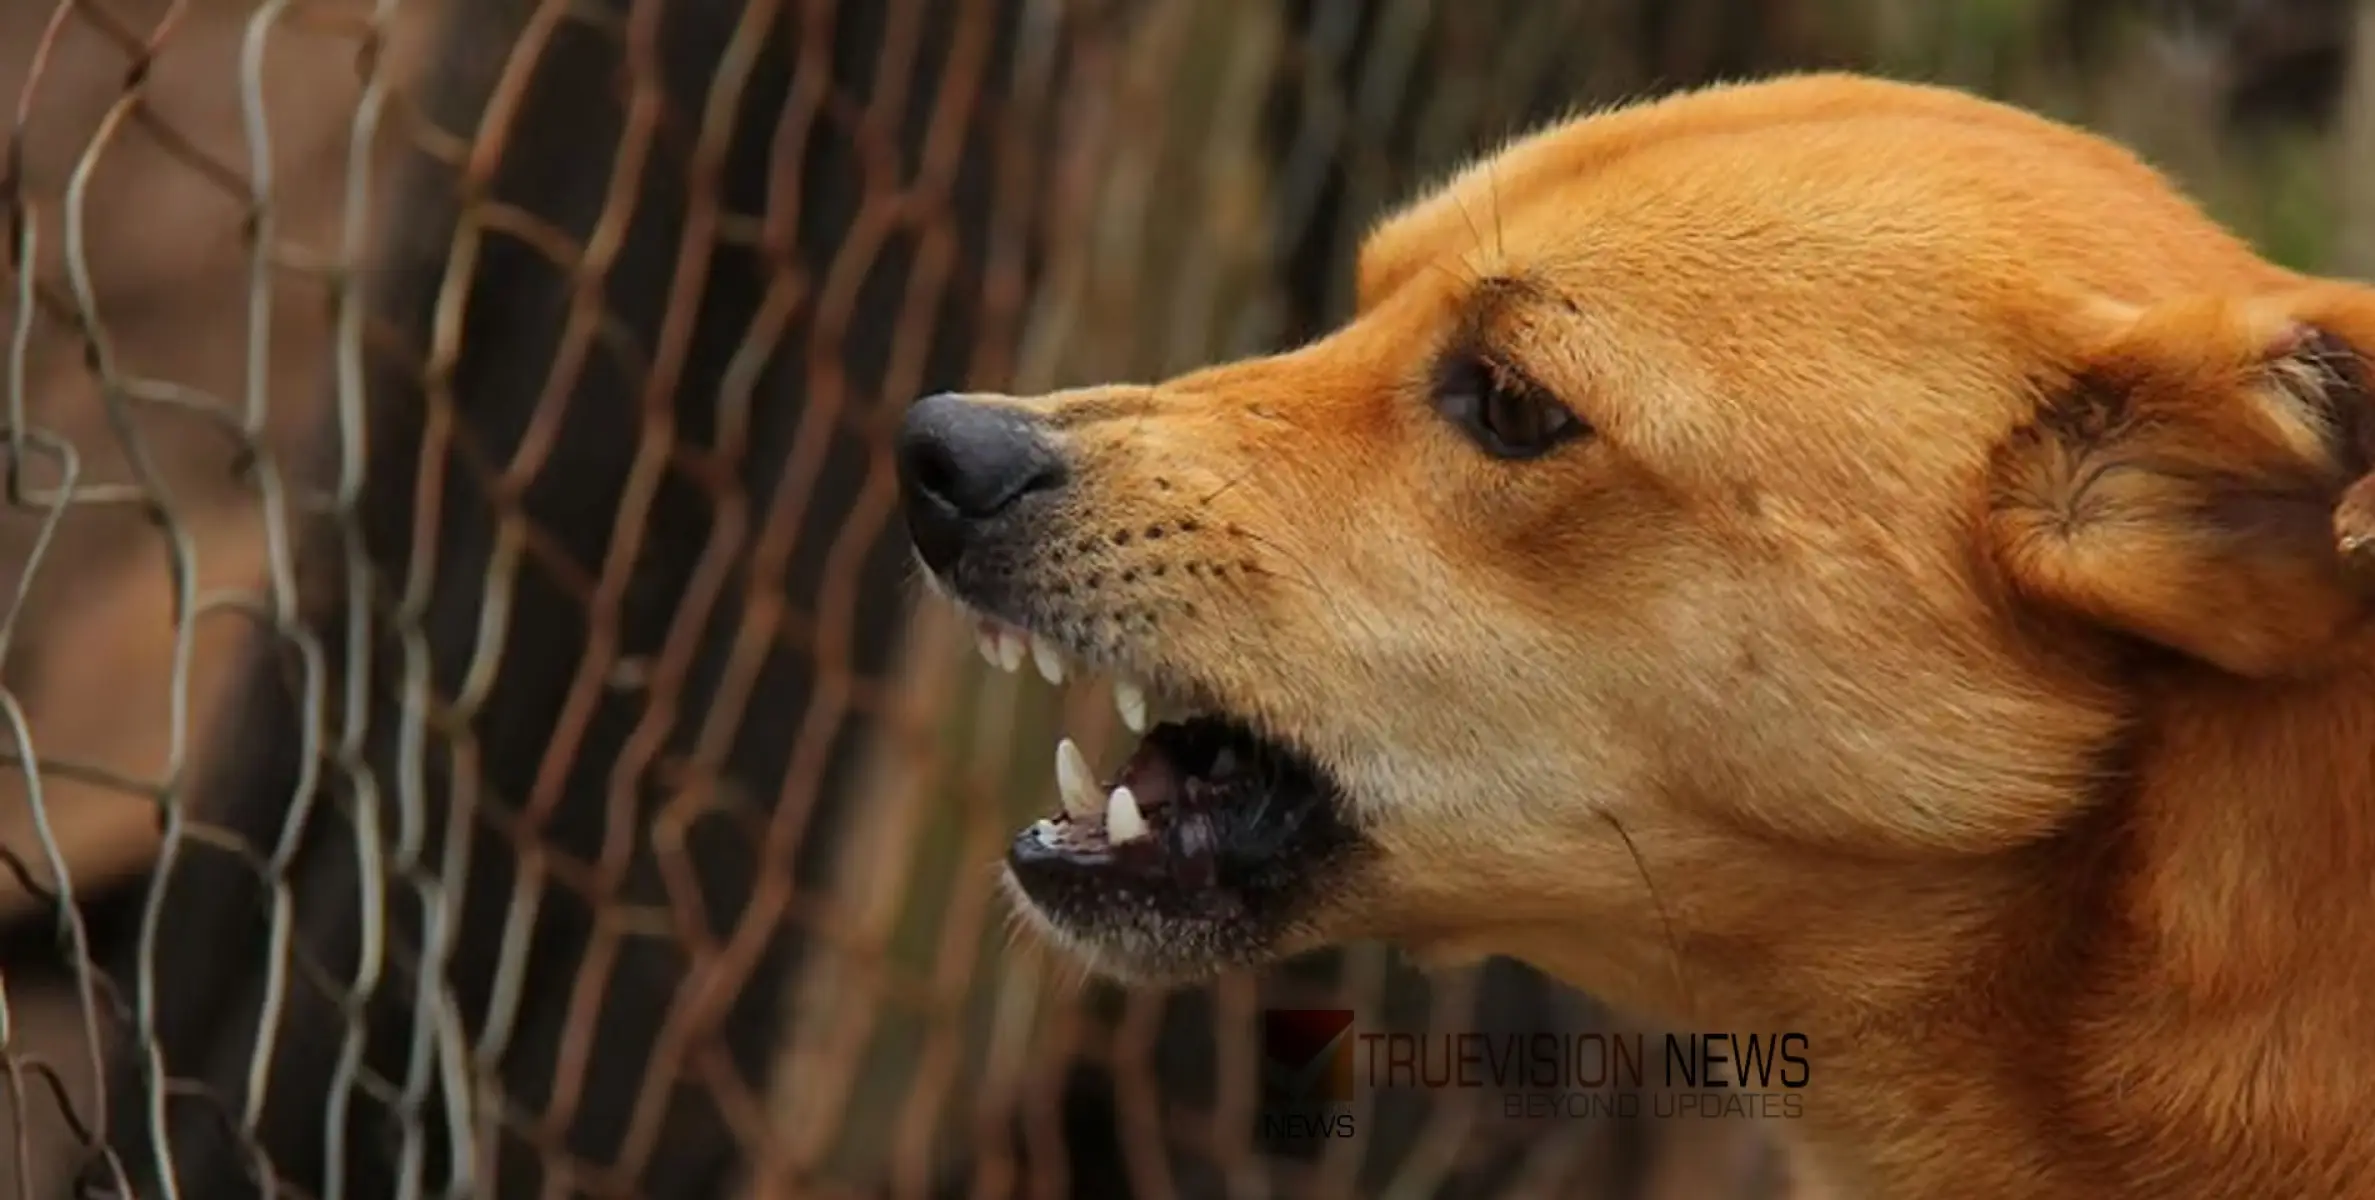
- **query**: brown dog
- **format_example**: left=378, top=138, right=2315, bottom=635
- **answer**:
left=895, top=74, right=2375, bottom=1199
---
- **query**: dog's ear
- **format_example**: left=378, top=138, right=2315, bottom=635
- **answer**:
left=1985, top=287, right=2375, bottom=677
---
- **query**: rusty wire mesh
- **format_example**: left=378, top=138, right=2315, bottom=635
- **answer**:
left=0, top=1, right=2363, bottom=1198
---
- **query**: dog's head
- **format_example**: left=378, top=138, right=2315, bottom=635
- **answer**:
left=895, top=75, right=2375, bottom=993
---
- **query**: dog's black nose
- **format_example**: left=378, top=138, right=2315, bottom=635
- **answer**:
left=897, top=392, right=1067, bottom=572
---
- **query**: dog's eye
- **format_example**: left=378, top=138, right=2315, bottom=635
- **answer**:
left=1433, top=356, right=1588, bottom=460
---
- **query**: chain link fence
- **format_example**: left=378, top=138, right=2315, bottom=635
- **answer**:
left=0, top=1, right=2362, bottom=1197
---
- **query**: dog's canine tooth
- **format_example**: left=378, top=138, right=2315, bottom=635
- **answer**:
left=975, top=623, right=1003, bottom=668
left=1115, top=677, right=1149, bottom=733
left=1032, top=636, right=1067, bottom=685
left=994, top=627, right=1027, bottom=673
left=1210, top=746, right=1237, bottom=778
left=1106, top=785, right=1148, bottom=843
left=1056, top=738, right=1100, bottom=819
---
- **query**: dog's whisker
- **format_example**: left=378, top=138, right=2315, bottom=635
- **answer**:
left=1421, top=257, right=1478, bottom=293
left=1487, top=156, right=1507, bottom=264
left=1451, top=185, right=1494, bottom=271
left=1600, top=810, right=1695, bottom=1022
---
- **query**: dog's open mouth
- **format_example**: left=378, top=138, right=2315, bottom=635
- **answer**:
left=970, top=616, right=1357, bottom=926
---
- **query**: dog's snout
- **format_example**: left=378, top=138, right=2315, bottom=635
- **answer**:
left=897, top=392, right=1068, bottom=571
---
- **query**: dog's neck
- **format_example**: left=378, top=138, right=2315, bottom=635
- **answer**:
left=1968, top=658, right=2375, bottom=1197
left=1518, top=655, right=2375, bottom=1199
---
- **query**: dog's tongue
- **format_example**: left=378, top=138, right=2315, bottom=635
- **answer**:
left=1115, top=739, right=1185, bottom=810
left=1115, top=736, right=1233, bottom=891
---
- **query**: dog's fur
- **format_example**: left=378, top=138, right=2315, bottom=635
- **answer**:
left=947, top=75, right=2375, bottom=1198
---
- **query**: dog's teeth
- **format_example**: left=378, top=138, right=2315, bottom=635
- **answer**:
left=1032, top=637, right=1067, bottom=685
left=1106, top=785, right=1148, bottom=843
left=1114, top=678, right=1148, bottom=734
left=1056, top=738, right=1101, bottom=820
left=994, top=628, right=1027, bottom=673
left=1210, top=747, right=1237, bottom=778
left=975, top=624, right=1002, bottom=667
left=1030, top=817, right=1058, bottom=840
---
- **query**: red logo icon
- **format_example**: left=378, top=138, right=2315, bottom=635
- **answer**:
left=1262, top=1009, right=1356, bottom=1103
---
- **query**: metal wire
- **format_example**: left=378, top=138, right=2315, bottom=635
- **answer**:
left=0, top=0, right=2357, bottom=1197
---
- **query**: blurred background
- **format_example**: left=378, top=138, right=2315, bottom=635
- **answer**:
left=0, top=1, right=2361, bottom=1197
